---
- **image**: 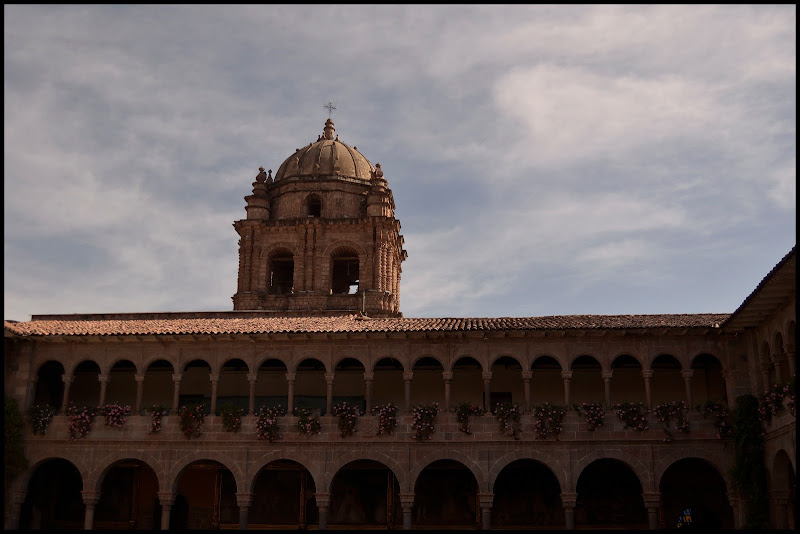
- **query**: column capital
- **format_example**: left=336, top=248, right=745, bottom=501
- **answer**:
left=641, top=492, right=661, bottom=507
left=324, top=372, right=335, bottom=384
left=235, top=492, right=253, bottom=507
left=403, top=372, right=414, bottom=381
left=560, top=492, right=578, bottom=508
left=11, top=490, right=27, bottom=505
left=135, top=374, right=146, bottom=383
left=399, top=493, right=415, bottom=507
left=28, top=376, right=39, bottom=384
left=601, top=371, right=613, bottom=381
left=441, top=371, right=453, bottom=381
left=561, top=371, right=573, bottom=380
left=641, top=369, right=653, bottom=380
left=247, top=373, right=258, bottom=382
left=363, top=372, right=374, bottom=381
left=521, top=370, right=533, bottom=380
left=81, top=490, right=100, bottom=506
left=62, top=375, right=74, bottom=384
left=482, top=371, right=493, bottom=382
left=158, top=491, right=176, bottom=506
left=209, top=373, right=220, bottom=383
left=98, top=374, right=109, bottom=383
left=478, top=493, right=494, bottom=507
left=681, top=370, right=694, bottom=379
left=314, top=492, right=331, bottom=507
left=285, top=372, right=296, bottom=382
left=171, top=373, right=182, bottom=383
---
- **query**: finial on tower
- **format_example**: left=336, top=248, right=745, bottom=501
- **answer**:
left=324, top=100, right=337, bottom=118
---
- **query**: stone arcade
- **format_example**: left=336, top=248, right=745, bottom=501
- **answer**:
left=4, top=118, right=796, bottom=530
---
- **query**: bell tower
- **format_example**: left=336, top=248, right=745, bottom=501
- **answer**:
left=232, top=119, right=406, bottom=317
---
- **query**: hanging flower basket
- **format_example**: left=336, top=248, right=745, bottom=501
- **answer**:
left=66, top=403, right=97, bottom=440
left=697, top=400, right=731, bottom=439
left=255, top=405, right=286, bottom=442
left=532, top=402, right=566, bottom=440
left=613, top=401, right=649, bottom=431
left=294, top=405, right=321, bottom=436
left=574, top=402, right=605, bottom=431
left=411, top=402, right=439, bottom=441
left=147, top=404, right=169, bottom=434
left=494, top=401, right=523, bottom=440
left=217, top=403, right=245, bottom=433
left=455, top=401, right=485, bottom=435
left=371, top=403, right=399, bottom=436
left=332, top=401, right=361, bottom=438
left=653, top=400, right=689, bottom=442
left=178, top=403, right=207, bottom=439
left=100, top=402, right=132, bottom=429
left=28, top=404, right=56, bottom=436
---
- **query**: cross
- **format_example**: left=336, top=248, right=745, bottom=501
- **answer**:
left=324, top=101, right=337, bottom=118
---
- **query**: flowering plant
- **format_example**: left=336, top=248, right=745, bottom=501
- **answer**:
left=758, top=380, right=795, bottom=424
left=147, top=404, right=168, bottom=433
left=178, top=403, right=206, bottom=439
left=255, top=404, right=286, bottom=442
left=574, top=402, right=605, bottom=431
left=494, top=401, right=522, bottom=440
left=613, top=401, right=649, bottom=431
left=217, top=403, right=245, bottom=433
left=411, top=402, right=439, bottom=441
left=653, top=401, right=689, bottom=442
left=532, top=402, right=566, bottom=440
left=371, top=402, right=399, bottom=435
left=697, top=400, right=731, bottom=439
left=66, top=403, right=97, bottom=440
left=100, top=402, right=132, bottom=429
left=455, top=401, right=485, bottom=434
left=332, top=401, right=361, bottom=438
left=294, top=405, right=321, bottom=436
left=28, top=404, right=56, bottom=435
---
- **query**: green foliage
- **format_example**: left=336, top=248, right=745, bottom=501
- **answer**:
left=455, top=401, right=484, bottom=434
left=731, top=394, right=769, bottom=529
left=217, top=402, right=245, bottom=433
left=5, top=396, right=29, bottom=515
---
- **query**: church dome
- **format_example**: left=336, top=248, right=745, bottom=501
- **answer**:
left=273, top=119, right=375, bottom=182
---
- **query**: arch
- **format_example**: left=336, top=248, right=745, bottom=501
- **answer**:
left=295, top=357, right=327, bottom=414
left=489, top=353, right=523, bottom=369
left=142, top=355, right=175, bottom=375
left=572, top=450, right=651, bottom=493
left=412, top=459, right=480, bottom=528
left=773, top=331, right=790, bottom=384
left=531, top=355, right=563, bottom=405
left=610, top=354, right=645, bottom=404
left=254, top=358, right=289, bottom=411
left=409, top=451, right=486, bottom=494
left=322, top=241, right=368, bottom=260
left=490, top=356, right=524, bottom=408
left=651, top=353, right=683, bottom=371
left=178, top=359, right=212, bottom=412
left=570, top=355, right=603, bottom=405
left=248, top=453, right=321, bottom=494
left=19, top=458, right=85, bottom=530
left=575, top=458, right=647, bottom=528
left=487, top=450, right=567, bottom=493
left=372, top=357, right=404, bottom=408
left=333, top=357, right=366, bottom=411
left=410, top=354, right=444, bottom=369
left=372, top=356, right=405, bottom=373
left=451, top=355, right=484, bottom=373
left=330, top=245, right=363, bottom=295
left=254, top=355, right=289, bottom=372
left=216, top=358, right=250, bottom=413
left=492, top=458, right=565, bottom=528
left=294, top=357, right=327, bottom=374
left=94, top=459, right=161, bottom=529
left=32, top=360, right=65, bottom=410
left=651, top=354, right=684, bottom=404
left=691, top=353, right=727, bottom=404
left=451, top=356, right=484, bottom=409
left=105, top=359, right=137, bottom=407
left=333, top=356, right=367, bottom=372
left=170, top=459, right=238, bottom=529
left=268, top=247, right=295, bottom=295
left=771, top=449, right=796, bottom=530
left=654, top=449, right=733, bottom=493
left=167, top=454, right=243, bottom=497
left=248, top=458, right=318, bottom=528
left=70, top=359, right=102, bottom=406
left=531, top=355, right=563, bottom=370
left=92, top=451, right=167, bottom=495
left=327, top=459, right=402, bottom=528
left=658, top=457, right=734, bottom=529
left=65, top=357, right=101, bottom=377
left=142, top=359, right=174, bottom=409
left=411, top=356, right=445, bottom=408
left=325, top=452, right=406, bottom=493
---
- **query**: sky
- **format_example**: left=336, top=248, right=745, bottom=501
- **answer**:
left=4, top=5, right=796, bottom=322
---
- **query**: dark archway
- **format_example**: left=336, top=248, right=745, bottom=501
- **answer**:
left=490, top=356, right=523, bottom=411
left=295, top=358, right=327, bottom=414
left=651, top=354, right=683, bottom=404
left=691, top=354, right=726, bottom=404
left=142, top=359, right=174, bottom=410
left=531, top=356, right=562, bottom=404
left=269, top=249, right=295, bottom=295
left=492, top=459, right=564, bottom=528
left=372, top=357, right=404, bottom=408
left=32, top=360, right=65, bottom=411
left=413, top=460, right=479, bottom=528
left=575, top=458, right=647, bottom=528
left=411, top=357, right=445, bottom=407
left=70, top=360, right=101, bottom=406
left=105, top=359, right=137, bottom=407
left=611, top=354, right=644, bottom=404
left=255, top=358, right=288, bottom=410
left=19, top=458, right=84, bottom=529
left=179, top=359, right=212, bottom=413
left=659, top=458, right=734, bottom=529
left=333, top=358, right=366, bottom=412
left=331, top=247, right=360, bottom=295
left=249, top=460, right=317, bottom=528
left=771, top=450, right=796, bottom=529
left=451, top=356, right=483, bottom=410
left=329, top=460, right=401, bottom=528
left=217, top=358, right=249, bottom=413
left=570, top=355, right=603, bottom=404
left=95, top=459, right=160, bottom=529
left=172, top=460, right=237, bottom=529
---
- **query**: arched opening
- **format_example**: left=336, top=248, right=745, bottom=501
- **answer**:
left=492, top=459, right=563, bottom=528
left=329, top=460, right=401, bottom=528
left=171, top=460, right=237, bottom=529
left=413, top=460, right=478, bottom=528
left=611, top=355, right=644, bottom=404
left=651, top=354, right=683, bottom=404
left=95, top=459, right=160, bottom=529
left=490, top=356, right=523, bottom=411
left=787, top=320, right=796, bottom=380
left=331, top=248, right=360, bottom=295
left=763, top=342, right=775, bottom=389
left=269, top=249, right=295, bottom=295
left=306, top=194, right=322, bottom=218
left=179, top=360, right=212, bottom=413
left=20, top=458, right=84, bottom=529
left=411, top=357, right=445, bottom=407
left=771, top=450, right=796, bottom=529
left=249, top=460, right=317, bottom=528
left=659, top=458, right=734, bottom=529
left=32, top=360, right=65, bottom=411
left=774, top=332, right=789, bottom=384
left=142, top=360, right=174, bottom=409
left=531, top=356, right=562, bottom=405
left=691, top=354, right=726, bottom=404
left=372, top=357, right=404, bottom=408
left=105, top=360, right=137, bottom=408
left=216, top=358, right=249, bottom=414
left=295, top=358, right=327, bottom=414
left=70, top=360, right=102, bottom=406
left=575, top=459, right=647, bottom=528
left=333, top=358, right=366, bottom=412
left=570, top=355, right=603, bottom=404
left=255, top=359, right=288, bottom=410
left=451, top=356, right=483, bottom=410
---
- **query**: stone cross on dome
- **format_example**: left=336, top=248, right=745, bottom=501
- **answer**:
left=324, top=101, right=337, bottom=118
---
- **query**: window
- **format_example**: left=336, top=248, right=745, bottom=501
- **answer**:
left=331, top=254, right=359, bottom=294
left=307, top=195, right=322, bottom=217
left=269, top=252, right=294, bottom=295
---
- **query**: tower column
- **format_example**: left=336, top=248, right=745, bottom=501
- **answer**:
left=399, top=493, right=415, bottom=530
left=82, top=491, right=99, bottom=530
left=482, top=371, right=492, bottom=411
left=248, top=373, right=257, bottom=415
left=642, top=493, right=660, bottom=530
left=158, top=491, right=175, bottom=530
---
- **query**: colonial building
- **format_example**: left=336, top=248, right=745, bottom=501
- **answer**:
left=3, top=118, right=796, bottom=531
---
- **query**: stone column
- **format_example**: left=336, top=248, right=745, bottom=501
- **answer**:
left=135, top=374, right=145, bottom=414
left=61, top=375, right=73, bottom=413
left=681, top=370, right=694, bottom=407
left=784, top=345, right=795, bottom=377
left=442, top=371, right=453, bottom=412
left=561, top=492, right=577, bottom=530
left=642, top=493, right=660, bottom=530
left=760, top=363, right=771, bottom=392
left=82, top=490, right=100, bottom=530
left=727, top=491, right=744, bottom=529
left=602, top=371, right=613, bottom=408
left=478, top=493, right=494, bottom=530
left=158, top=491, right=175, bottom=530
left=209, top=373, right=219, bottom=414
left=403, top=372, right=413, bottom=412
left=315, top=493, right=330, bottom=530
left=286, top=373, right=296, bottom=414
left=5, top=490, right=26, bottom=530
left=236, top=492, right=253, bottom=530
left=325, top=372, right=335, bottom=415
left=770, top=490, right=791, bottom=530
left=774, top=360, right=784, bottom=384
left=399, top=493, right=415, bottom=530
left=26, top=377, right=38, bottom=412
left=642, top=369, right=653, bottom=409
left=364, top=372, right=374, bottom=413
left=482, top=371, right=492, bottom=411
left=561, top=372, right=573, bottom=406
left=721, top=370, right=734, bottom=407
left=248, top=374, right=257, bottom=415
left=98, top=374, right=109, bottom=407
left=522, top=371, right=532, bottom=412
left=171, top=374, right=182, bottom=413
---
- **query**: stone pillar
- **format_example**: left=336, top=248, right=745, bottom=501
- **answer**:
left=642, top=369, right=653, bottom=409
left=479, top=493, right=494, bottom=530
left=171, top=374, right=182, bottom=413
left=399, top=493, right=415, bottom=530
left=209, top=373, right=219, bottom=414
left=26, top=377, right=38, bottom=412
left=442, top=371, right=453, bottom=412
left=681, top=370, right=694, bottom=407
left=760, top=363, right=771, bottom=392
left=364, top=372, right=374, bottom=413
left=642, top=493, right=660, bottom=530
left=236, top=492, right=253, bottom=530
left=602, top=370, right=613, bottom=408
left=98, top=374, right=109, bottom=407
left=61, top=375, right=73, bottom=413
left=5, top=490, right=26, bottom=530
left=561, top=492, right=577, bottom=530
left=403, top=372, right=413, bottom=412
left=522, top=371, right=532, bottom=412
left=82, top=491, right=99, bottom=530
left=721, top=370, right=734, bottom=407
left=482, top=371, right=492, bottom=411
left=315, top=493, right=330, bottom=530
left=248, top=374, right=257, bottom=415
left=135, top=374, right=145, bottom=414
left=286, top=373, right=296, bottom=414
left=158, top=491, right=175, bottom=530
left=774, top=360, right=784, bottom=384
left=770, top=490, right=791, bottom=530
left=325, top=372, right=335, bottom=415
left=727, top=491, right=744, bottom=529
left=784, top=345, right=795, bottom=377
left=561, top=372, right=573, bottom=406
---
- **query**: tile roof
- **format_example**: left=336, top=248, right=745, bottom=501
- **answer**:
left=4, top=313, right=729, bottom=337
